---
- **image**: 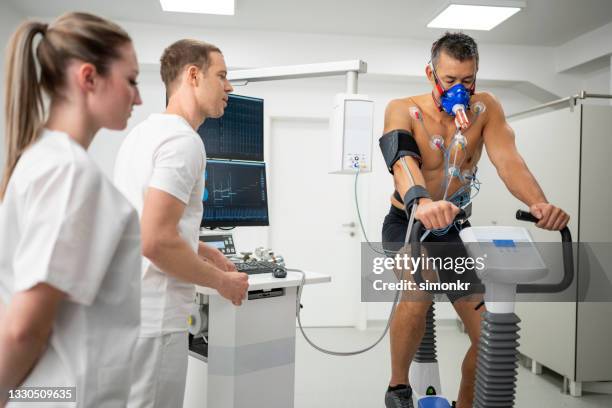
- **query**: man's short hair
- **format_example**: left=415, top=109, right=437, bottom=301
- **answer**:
left=431, top=32, right=479, bottom=69
left=160, top=39, right=221, bottom=95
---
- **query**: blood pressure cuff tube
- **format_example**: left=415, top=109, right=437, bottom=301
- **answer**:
left=379, top=129, right=422, bottom=174
left=403, top=185, right=431, bottom=210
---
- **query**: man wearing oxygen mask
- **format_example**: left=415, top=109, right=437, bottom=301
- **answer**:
left=380, top=32, right=569, bottom=408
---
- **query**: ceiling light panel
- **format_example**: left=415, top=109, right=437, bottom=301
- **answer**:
left=427, top=4, right=522, bottom=31
left=160, top=0, right=235, bottom=15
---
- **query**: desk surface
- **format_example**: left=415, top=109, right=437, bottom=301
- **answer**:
left=196, top=270, right=331, bottom=295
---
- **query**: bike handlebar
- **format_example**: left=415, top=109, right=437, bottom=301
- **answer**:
left=514, top=210, right=574, bottom=293
left=410, top=209, right=574, bottom=294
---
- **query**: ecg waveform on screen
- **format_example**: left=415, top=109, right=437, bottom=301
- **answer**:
left=203, top=207, right=268, bottom=222
left=206, top=172, right=265, bottom=207
left=202, top=161, right=268, bottom=224
left=203, top=161, right=266, bottom=205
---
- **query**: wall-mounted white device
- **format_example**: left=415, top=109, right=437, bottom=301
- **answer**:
left=329, top=93, right=374, bottom=174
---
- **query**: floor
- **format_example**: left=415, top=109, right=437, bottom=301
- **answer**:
left=294, top=322, right=612, bottom=408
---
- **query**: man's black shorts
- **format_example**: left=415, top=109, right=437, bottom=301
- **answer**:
left=381, top=205, right=481, bottom=303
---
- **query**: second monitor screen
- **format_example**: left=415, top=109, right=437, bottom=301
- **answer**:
left=197, top=94, right=264, bottom=161
left=202, top=159, right=269, bottom=227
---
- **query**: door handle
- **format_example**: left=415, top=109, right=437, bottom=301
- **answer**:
left=342, top=222, right=356, bottom=228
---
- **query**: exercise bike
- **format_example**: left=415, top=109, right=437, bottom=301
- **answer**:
left=407, top=209, right=574, bottom=408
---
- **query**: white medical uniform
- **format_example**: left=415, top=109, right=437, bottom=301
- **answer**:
left=0, top=130, right=141, bottom=407
left=113, top=114, right=205, bottom=408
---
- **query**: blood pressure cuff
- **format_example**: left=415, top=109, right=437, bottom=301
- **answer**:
left=378, top=129, right=422, bottom=174
left=403, top=185, right=431, bottom=209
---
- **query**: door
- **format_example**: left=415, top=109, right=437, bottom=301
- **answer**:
left=269, top=117, right=362, bottom=327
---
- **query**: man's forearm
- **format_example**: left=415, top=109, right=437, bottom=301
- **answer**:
left=498, top=158, right=547, bottom=206
left=393, top=157, right=426, bottom=197
left=145, top=235, right=225, bottom=289
left=198, top=242, right=221, bottom=260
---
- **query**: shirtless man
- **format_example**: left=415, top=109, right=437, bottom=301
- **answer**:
left=381, top=32, right=569, bottom=408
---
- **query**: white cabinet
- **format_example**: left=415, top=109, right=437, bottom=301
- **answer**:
left=514, top=104, right=612, bottom=396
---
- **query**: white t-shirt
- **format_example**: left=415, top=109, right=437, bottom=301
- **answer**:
left=0, top=130, right=141, bottom=407
left=114, top=113, right=206, bottom=337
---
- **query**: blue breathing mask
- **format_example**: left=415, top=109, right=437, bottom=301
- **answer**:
left=430, top=61, right=476, bottom=116
left=439, top=83, right=471, bottom=116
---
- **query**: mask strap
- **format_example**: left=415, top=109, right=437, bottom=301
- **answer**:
left=429, top=61, right=445, bottom=111
left=429, top=61, right=446, bottom=96
left=469, top=78, right=476, bottom=95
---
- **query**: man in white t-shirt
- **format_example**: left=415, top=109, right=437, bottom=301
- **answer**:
left=114, top=39, right=249, bottom=408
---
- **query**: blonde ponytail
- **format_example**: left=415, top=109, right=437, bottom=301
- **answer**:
left=1, top=21, right=47, bottom=200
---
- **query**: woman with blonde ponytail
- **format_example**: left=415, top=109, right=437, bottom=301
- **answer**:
left=0, top=13, right=142, bottom=407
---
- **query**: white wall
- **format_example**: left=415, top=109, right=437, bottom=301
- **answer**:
left=582, top=65, right=611, bottom=93
left=117, top=20, right=578, bottom=99
left=563, top=56, right=612, bottom=95
left=555, top=20, right=612, bottom=73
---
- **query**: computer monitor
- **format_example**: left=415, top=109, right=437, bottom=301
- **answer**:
left=201, top=159, right=269, bottom=228
left=197, top=94, right=264, bottom=161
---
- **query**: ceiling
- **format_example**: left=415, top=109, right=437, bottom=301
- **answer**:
left=6, top=0, right=612, bottom=46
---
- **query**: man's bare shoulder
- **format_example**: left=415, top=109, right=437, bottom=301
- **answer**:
left=385, top=94, right=429, bottom=114
left=473, top=91, right=502, bottom=110
left=385, top=97, right=411, bottom=115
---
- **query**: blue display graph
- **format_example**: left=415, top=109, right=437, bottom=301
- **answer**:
left=201, top=159, right=269, bottom=227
